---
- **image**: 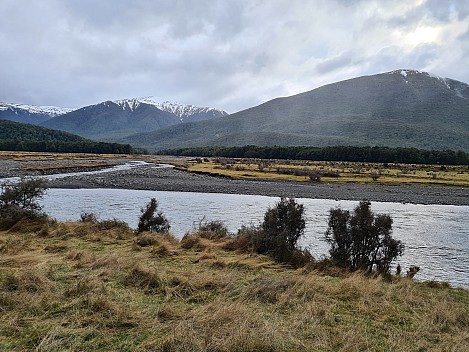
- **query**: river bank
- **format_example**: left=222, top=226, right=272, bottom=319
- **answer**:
left=1, top=157, right=468, bottom=205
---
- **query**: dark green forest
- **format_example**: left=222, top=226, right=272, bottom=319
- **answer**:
left=0, top=120, right=141, bottom=154
left=160, top=145, right=469, bottom=165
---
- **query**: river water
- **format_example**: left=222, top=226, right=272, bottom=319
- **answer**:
left=38, top=188, right=469, bottom=288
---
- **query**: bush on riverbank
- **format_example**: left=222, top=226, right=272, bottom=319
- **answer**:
left=0, top=178, right=47, bottom=230
left=137, top=198, right=170, bottom=234
left=326, top=200, right=404, bottom=275
left=225, top=197, right=314, bottom=267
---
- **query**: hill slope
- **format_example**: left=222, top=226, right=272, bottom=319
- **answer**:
left=123, top=70, right=469, bottom=152
left=0, top=120, right=134, bottom=154
left=0, top=119, right=87, bottom=142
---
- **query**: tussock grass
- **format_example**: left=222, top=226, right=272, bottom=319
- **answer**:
left=1, top=221, right=468, bottom=351
left=182, top=158, right=469, bottom=187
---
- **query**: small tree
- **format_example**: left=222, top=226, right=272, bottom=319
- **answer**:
left=137, top=198, right=170, bottom=234
left=0, top=178, right=46, bottom=229
left=262, top=197, right=305, bottom=251
left=325, top=200, right=404, bottom=275
left=256, top=197, right=310, bottom=265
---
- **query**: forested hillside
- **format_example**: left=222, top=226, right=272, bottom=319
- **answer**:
left=0, top=120, right=137, bottom=154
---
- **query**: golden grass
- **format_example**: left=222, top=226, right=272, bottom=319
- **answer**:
left=177, top=158, right=469, bottom=187
left=1, top=221, right=468, bottom=351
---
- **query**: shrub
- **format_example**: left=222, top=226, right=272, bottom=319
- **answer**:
left=0, top=178, right=47, bottom=229
left=325, top=200, right=404, bottom=275
left=261, top=197, right=305, bottom=252
left=230, top=198, right=312, bottom=267
left=196, top=218, right=229, bottom=240
left=80, top=212, right=98, bottom=223
left=137, top=198, right=170, bottom=234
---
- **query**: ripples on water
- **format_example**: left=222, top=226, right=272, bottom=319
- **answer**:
left=38, top=188, right=469, bottom=288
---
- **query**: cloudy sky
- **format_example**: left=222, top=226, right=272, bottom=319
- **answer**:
left=1, top=0, right=468, bottom=113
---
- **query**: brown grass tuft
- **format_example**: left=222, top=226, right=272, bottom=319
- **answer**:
left=123, top=265, right=162, bottom=292
left=1, top=269, right=52, bottom=294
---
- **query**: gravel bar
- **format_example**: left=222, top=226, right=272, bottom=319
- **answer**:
left=39, top=163, right=469, bottom=206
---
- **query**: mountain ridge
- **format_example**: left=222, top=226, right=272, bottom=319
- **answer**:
left=0, top=102, right=75, bottom=125
left=39, top=99, right=228, bottom=140
left=121, top=69, right=469, bottom=152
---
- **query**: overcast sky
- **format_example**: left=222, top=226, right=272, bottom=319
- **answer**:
left=1, top=0, right=468, bottom=113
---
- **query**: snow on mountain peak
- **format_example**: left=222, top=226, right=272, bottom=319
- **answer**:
left=112, top=98, right=228, bottom=119
left=114, top=98, right=142, bottom=111
left=0, top=102, right=74, bottom=116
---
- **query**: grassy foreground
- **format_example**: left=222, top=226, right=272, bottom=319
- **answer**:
left=1, top=220, right=468, bottom=351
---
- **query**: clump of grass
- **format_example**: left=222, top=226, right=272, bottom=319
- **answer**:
left=1, top=269, right=52, bottom=294
left=123, top=265, right=162, bottom=292
left=180, top=233, right=208, bottom=251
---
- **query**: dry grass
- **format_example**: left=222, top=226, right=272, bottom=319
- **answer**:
left=178, top=158, right=469, bottom=187
left=1, top=221, right=468, bottom=351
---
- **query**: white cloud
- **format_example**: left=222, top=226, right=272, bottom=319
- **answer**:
left=0, top=0, right=468, bottom=113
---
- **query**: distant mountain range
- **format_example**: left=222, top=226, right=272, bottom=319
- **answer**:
left=121, top=70, right=469, bottom=152
left=40, top=99, right=228, bottom=140
left=0, top=102, right=74, bottom=125
left=2, top=69, right=468, bottom=153
left=0, top=99, right=228, bottom=140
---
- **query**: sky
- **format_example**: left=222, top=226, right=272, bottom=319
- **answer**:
left=0, top=0, right=468, bottom=113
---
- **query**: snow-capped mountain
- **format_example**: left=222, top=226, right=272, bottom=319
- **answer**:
left=154, top=101, right=228, bottom=122
left=114, top=98, right=228, bottom=122
left=41, top=99, right=180, bottom=140
left=0, top=102, right=75, bottom=125
left=40, top=97, right=228, bottom=140
left=388, top=69, right=469, bottom=99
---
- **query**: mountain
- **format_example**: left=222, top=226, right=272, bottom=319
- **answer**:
left=154, top=100, right=228, bottom=122
left=122, top=69, right=469, bottom=152
left=41, top=99, right=228, bottom=140
left=0, top=102, right=74, bottom=125
left=41, top=99, right=179, bottom=140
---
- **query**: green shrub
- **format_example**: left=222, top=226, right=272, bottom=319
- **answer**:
left=0, top=178, right=47, bottom=229
left=325, top=200, right=404, bottom=275
left=230, top=198, right=312, bottom=267
left=137, top=198, right=170, bottom=234
left=260, top=197, right=305, bottom=252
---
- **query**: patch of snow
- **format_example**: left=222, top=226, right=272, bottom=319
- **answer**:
left=112, top=98, right=228, bottom=118
left=0, top=102, right=75, bottom=116
left=400, top=70, right=407, bottom=78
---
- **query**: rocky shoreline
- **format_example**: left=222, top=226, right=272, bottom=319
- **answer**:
left=1, top=159, right=468, bottom=205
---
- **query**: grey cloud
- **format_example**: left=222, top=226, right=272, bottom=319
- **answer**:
left=422, top=0, right=469, bottom=22
left=0, top=0, right=468, bottom=113
left=315, top=55, right=353, bottom=74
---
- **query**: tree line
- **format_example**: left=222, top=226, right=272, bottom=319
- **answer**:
left=0, top=139, right=144, bottom=154
left=160, top=145, right=469, bottom=165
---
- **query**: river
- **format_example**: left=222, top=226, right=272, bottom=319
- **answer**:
left=38, top=188, right=469, bottom=288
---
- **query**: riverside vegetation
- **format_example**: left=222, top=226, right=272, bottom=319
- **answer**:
left=173, top=157, right=469, bottom=187
left=0, top=180, right=468, bottom=351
